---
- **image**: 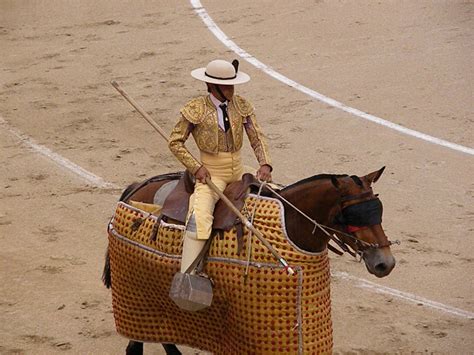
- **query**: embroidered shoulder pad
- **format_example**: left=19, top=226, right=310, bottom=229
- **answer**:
left=233, top=95, right=255, bottom=117
left=180, top=96, right=207, bottom=124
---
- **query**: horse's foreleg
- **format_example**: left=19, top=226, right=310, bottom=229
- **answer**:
left=124, top=341, right=180, bottom=355
left=163, top=344, right=181, bottom=355
left=125, top=341, right=143, bottom=355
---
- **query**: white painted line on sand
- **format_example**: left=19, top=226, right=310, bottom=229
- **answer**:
left=334, top=271, right=474, bottom=320
left=0, top=117, right=118, bottom=189
left=190, top=0, right=474, bottom=156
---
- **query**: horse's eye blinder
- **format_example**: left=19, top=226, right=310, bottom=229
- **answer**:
left=335, top=198, right=383, bottom=227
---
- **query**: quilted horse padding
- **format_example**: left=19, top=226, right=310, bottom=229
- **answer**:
left=107, top=194, right=332, bottom=354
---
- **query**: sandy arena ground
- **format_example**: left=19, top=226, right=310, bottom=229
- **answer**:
left=1, top=1, right=473, bottom=354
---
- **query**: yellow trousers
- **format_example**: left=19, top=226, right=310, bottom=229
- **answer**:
left=181, top=151, right=244, bottom=273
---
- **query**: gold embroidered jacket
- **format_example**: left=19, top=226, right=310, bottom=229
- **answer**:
left=169, top=95, right=271, bottom=174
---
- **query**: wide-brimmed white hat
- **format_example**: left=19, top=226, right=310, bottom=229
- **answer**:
left=191, top=59, right=250, bottom=85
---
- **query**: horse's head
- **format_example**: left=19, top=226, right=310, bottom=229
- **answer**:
left=330, top=167, right=396, bottom=277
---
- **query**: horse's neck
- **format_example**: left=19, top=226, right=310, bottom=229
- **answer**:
left=280, top=179, right=339, bottom=252
left=281, top=179, right=338, bottom=219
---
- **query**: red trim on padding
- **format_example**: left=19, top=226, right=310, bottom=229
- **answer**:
left=346, top=225, right=368, bottom=233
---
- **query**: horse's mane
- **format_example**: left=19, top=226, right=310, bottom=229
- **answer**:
left=281, top=173, right=349, bottom=191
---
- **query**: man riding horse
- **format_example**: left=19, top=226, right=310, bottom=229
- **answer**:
left=168, top=59, right=273, bottom=275
left=105, top=59, right=397, bottom=354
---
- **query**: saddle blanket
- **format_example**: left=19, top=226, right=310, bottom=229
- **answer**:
left=107, top=194, right=333, bottom=354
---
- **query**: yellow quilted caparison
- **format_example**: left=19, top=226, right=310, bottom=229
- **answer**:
left=108, top=195, right=332, bottom=354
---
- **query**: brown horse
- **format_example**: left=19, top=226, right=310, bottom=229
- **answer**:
left=103, top=167, right=396, bottom=355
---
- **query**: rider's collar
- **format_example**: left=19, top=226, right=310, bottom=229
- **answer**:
left=209, top=93, right=228, bottom=108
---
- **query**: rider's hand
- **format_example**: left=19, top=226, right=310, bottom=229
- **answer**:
left=195, top=166, right=211, bottom=183
left=256, top=165, right=272, bottom=182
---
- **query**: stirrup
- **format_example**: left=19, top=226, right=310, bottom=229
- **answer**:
left=170, top=236, right=214, bottom=311
left=169, top=272, right=213, bottom=312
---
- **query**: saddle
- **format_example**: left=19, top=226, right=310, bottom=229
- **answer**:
left=161, top=171, right=262, bottom=252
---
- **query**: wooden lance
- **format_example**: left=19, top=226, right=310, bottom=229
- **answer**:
left=111, top=81, right=295, bottom=275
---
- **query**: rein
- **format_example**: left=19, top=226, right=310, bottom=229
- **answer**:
left=258, top=182, right=398, bottom=257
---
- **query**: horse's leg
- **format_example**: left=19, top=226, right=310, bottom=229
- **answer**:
left=162, top=344, right=181, bottom=355
left=124, top=341, right=180, bottom=355
left=125, top=341, right=143, bottom=355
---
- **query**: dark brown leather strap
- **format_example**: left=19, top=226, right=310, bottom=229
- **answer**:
left=340, top=190, right=374, bottom=203
left=186, top=237, right=213, bottom=274
left=327, top=243, right=343, bottom=256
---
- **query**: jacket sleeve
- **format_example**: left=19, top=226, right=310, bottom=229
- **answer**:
left=168, top=115, right=202, bottom=174
left=243, top=113, right=272, bottom=169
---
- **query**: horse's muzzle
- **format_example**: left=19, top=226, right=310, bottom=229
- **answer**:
left=362, top=248, right=396, bottom=278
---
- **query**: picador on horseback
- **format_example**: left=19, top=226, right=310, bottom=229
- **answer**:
left=168, top=58, right=272, bottom=276
left=104, top=59, right=397, bottom=355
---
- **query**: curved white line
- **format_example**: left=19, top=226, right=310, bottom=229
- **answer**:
left=190, top=0, right=474, bottom=156
left=333, top=271, right=474, bottom=319
left=0, top=117, right=117, bottom=189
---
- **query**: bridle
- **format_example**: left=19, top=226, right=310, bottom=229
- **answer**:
left=259, top=182, right=399, bottom=258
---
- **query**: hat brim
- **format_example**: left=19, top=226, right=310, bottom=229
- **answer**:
left=191, top=67, right=250, bottom=85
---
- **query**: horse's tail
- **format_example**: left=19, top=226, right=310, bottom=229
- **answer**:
left=102, top=247, right=112, bottom=289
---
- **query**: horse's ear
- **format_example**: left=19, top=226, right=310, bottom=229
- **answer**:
left=365, top=166, right=386, bottom=185
left=331, top=176, right=340, bottom=190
